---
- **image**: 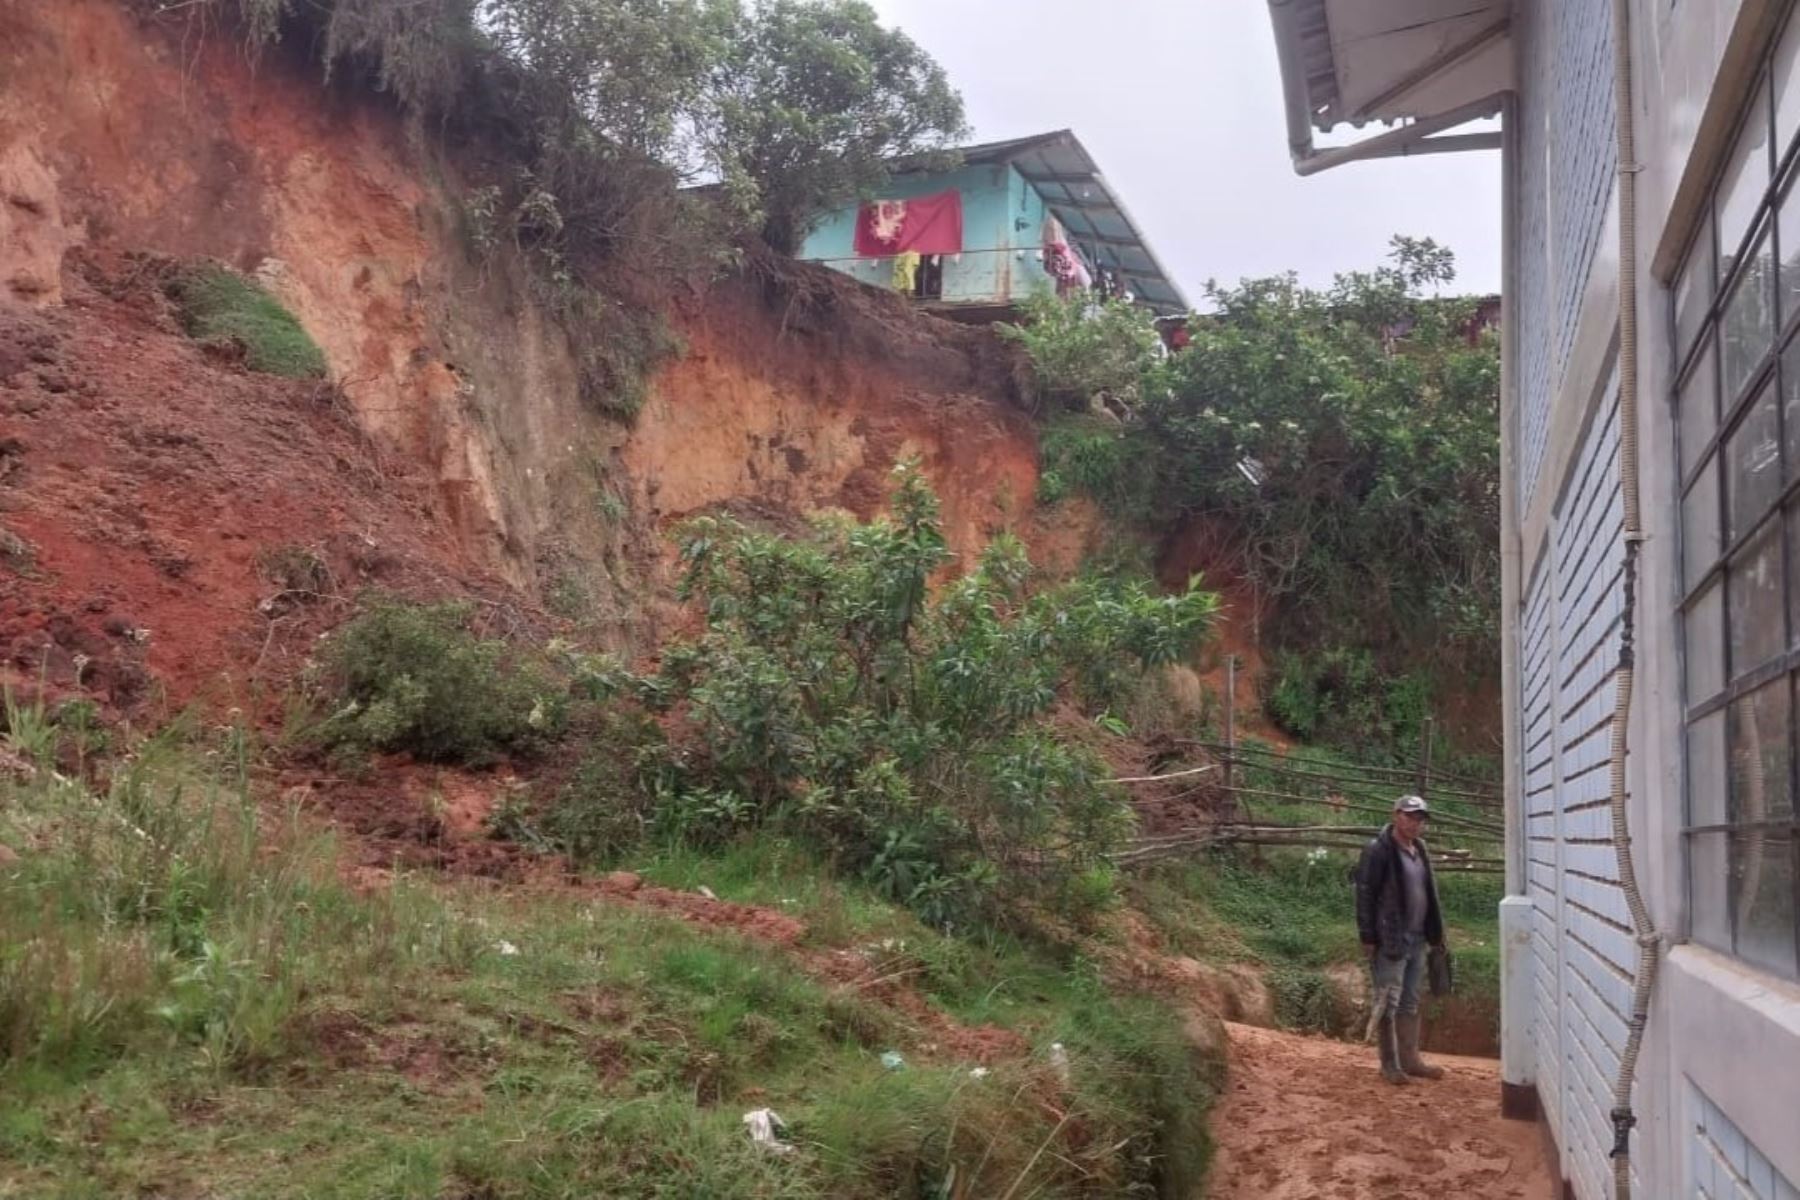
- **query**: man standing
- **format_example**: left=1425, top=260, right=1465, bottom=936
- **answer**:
left=1355, top=794, right=1447, bottom=1085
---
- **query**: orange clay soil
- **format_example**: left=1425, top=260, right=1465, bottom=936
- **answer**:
left=1207, top=1021, right=1553, bottom=1200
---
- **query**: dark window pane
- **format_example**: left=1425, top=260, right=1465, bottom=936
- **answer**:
left=1782, top=176, right=1800, bottom=327
left=1729, top=522, right=1785, bottom=677
left=1786, top=338, right=1800, bottom=481
left=1722, top=226, right=1777, bottom=404
left=1729, top=830, right=1797, bottom=977
left=1726, top=380, right=1782, bottom=539
left=1688, top=709, right=1728, bottom=827
left=1683, top=459, right=1721, bottom=592
left=1690, top=582, right=1726, bottom=702
left=1690, top=829, right=1734, bottom=951
left=1728, top=677, right=1794, bottom=823
left=1791, top=506, right=1800, bottom=651
left=1676, top=220, right=1714, bottom=361
left=1779, top=11, right=1800, bottom=162
left=1720, top=96, right=1772, bottom=268
left=1680, top=339, right=1718, bottom=480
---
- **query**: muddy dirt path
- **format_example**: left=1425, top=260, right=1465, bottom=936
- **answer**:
left=1206, top=1022, right=1552, bottom=1199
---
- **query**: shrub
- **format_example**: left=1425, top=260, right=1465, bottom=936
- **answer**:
left=1263, top=647, right=1435, bottom=762
left=1034, top=415, right=1151, bottom=515
left=1144, top=240, right=1499, bottom=674
left=998, top=291, right=1166, bottom=414
left=313, top=599, right=561, bottom=763
left=1007, top=238, right=1503, bottom=757
left=167, top=265, right=327, bottom=379
left=1268, top=964, right=1342, bottom=1034
left=641, top=462, right=1218, bottom=923
left=259, top=544, right=332, bottom=595
left=542, top=708, right=671, bottom=862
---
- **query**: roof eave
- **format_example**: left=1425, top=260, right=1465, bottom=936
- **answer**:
left=1267, top=0, right=1510, bottom=177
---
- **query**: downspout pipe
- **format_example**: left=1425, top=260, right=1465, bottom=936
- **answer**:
left=1267, top=0, right=1503, bottom=175
left=1606, top=0, right=1661, bottom=1193
left=1499, top=87, right=1525, bottom=905
left=1268, top=0, right=1325, bottom=164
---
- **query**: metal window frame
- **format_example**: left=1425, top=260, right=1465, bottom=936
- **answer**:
left=1675, top=15, right=1800, bottom=979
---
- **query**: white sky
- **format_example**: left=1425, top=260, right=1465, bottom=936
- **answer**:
left=863, top=0, right=1503, bottom=302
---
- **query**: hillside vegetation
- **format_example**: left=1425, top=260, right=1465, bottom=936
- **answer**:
left=0, top=708, right=1215, bottom=1198
left=0, top=3, right=1513, bottom=1195
left=1011, top=238, right=1501, bottom=766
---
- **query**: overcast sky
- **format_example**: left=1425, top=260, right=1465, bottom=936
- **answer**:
left=863, top=0, right=1502, bottom=303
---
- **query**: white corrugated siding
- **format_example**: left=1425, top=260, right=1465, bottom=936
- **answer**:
left=1521, top=390, right=1636, bottom=1200
left=1689, top=1083, right=1800, bottom=1199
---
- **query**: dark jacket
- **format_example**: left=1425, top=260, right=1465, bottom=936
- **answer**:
left=1355, top=824, right=1445, bottom=959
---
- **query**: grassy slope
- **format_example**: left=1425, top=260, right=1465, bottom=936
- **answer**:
left=1128, top=852, right=1500, bottom=1029
left=168, top=265, right=328, bottom=379
left=0, top=725, right=1217, bottom=1199
left=1125, top=741, right=1503, bottom=1039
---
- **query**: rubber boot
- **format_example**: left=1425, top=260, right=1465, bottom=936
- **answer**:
left=1397, top=1012, right=1445, bottom=1080
left=1377, top=1015, right=1411, bottom=1086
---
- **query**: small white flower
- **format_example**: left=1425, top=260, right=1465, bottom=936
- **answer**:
left=495, top=940, right=519, bottom=957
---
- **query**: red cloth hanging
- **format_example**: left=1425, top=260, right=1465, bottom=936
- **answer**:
left=853, top=190, right=963, bottom=257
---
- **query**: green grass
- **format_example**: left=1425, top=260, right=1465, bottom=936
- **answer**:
left=1127, top=846, right=1503, bottom=1043
left=169, top=264, right=328, bottom=379
left=1200, top=737, right=1505, bottom=1029
left=0, top=715, right=1218, bottom=1199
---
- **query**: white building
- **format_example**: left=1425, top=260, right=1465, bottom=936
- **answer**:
left=1267, top=3, right=1800, bottom=1197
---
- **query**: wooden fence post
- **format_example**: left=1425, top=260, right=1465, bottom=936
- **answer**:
left=1224, top=655, right=1238, bottom=821
left=1417, top=714, right=1435, bottom=803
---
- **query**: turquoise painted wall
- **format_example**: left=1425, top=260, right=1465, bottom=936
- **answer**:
left=798, top=163, right=1060, bottom=305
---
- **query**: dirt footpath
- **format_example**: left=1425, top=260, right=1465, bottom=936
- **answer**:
left=1207, top=1022, right=1553, bottom=1199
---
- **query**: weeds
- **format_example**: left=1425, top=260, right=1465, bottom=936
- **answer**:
left=2, top=686, right=56, bottom=767
left=0, top=725, right=427, bottom=1078
left=310, top=598, right=562, bottom=764
left=997, top=291, right=1165, bottom=415
left=1267, top=964, right=1341, bottom=1033
left=1129, top=847, right=1503, bottom=1043
left=1036, top=414, right=1151, bottom=516
left=258, top=544, right=332, bottom=596
left=627, top=838, right=1217, bottom=1198
left=542, top=708, right=669, bottom=862
left=1263, top=647, right=1439, bottom=762
left=0, top=524, right=33, bottom=573
left=0, top=711, right=1220, bottom=1197
left=166, top=264, right=327, bottom=379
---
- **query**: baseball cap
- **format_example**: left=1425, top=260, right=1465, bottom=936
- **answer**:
left=1394, top=794, right=1430, bottom=815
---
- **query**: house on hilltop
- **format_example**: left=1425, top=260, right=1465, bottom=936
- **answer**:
left=1268, top=2, right=1800, bottom=1198
left=795, top=130, right=1187, bottom=321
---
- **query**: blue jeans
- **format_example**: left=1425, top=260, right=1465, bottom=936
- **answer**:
left=1370, top=933, right=1426, bottom=1017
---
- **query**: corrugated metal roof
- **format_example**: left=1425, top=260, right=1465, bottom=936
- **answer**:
left=1287, top=0, right=1343, bottom=130
left=920, top=130, right=1189, bottom=316
left=1281, top=0, right=1511, bottom=132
